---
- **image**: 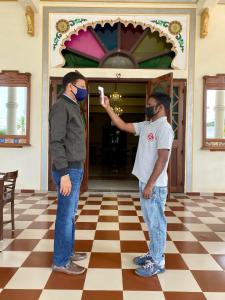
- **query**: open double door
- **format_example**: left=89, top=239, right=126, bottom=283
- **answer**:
left=49, top=72, right=185, bottom=194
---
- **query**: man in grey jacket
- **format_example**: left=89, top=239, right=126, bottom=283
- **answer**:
left=49, top=71, right=87, bottom=275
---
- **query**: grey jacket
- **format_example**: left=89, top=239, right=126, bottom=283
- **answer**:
left=49, top=95, right=86, bottom=176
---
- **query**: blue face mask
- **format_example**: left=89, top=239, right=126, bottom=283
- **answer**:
left=72, top=84, right=88, bottom=102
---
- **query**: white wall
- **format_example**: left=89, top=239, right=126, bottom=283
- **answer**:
left=193, top=6, right=225, bottom=192
left=0, top=3, right=42, bottom=190
left=0, top=2, right=225, bottom=192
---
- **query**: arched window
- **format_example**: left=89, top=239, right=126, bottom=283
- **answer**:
left=62, top=22, right=175, bottom=69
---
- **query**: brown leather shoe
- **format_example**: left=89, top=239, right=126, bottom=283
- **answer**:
left=70, top=252, right=87, bottom=262
left=52, top=262, right=86, bottom=275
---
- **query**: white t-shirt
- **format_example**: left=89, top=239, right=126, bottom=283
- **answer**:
left=132, top=116, right=174, bottom=186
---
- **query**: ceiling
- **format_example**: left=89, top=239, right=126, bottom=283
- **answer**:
left=7, top=0, right=225, bottom=5
left=36, top=0, right=224, bottom=3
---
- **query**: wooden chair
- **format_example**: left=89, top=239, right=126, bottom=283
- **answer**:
left=0, top=171, right=18, bottom=241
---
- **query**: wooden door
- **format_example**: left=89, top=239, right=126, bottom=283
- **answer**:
left=48, top=78, right=89, bottom=194
left=147, top=73, right=173, bottom=197
left=171, top=79, right=186, bottom=193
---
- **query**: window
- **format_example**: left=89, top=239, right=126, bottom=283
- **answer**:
left=62, top=22, right=175, bottom=69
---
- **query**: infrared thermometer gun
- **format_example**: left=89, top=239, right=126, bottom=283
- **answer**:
left=98, top=86, right=105, bottom=105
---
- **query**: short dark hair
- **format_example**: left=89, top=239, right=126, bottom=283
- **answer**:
left=62, top=71, right=86, bottom=89
left=149, top=92, right=171, bottom=112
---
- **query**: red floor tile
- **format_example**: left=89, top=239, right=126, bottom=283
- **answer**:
left=94, top=230, right=120, bottom=240
left=167, top=224, right=188, bottom=231
left=5, top=239, right=40, bottom=251
left=80, top=210, right=99, bottom=215
left=102, top=197, right=117, bottom=201
left=192, top=232, right=223, bottom=242
left=45, top=271, right=86, bottom=290
left=0, top=268, right=18, bottom=288
left=192, top=270, right=225, bottom=292
left=207, top=224, right=225, bottom=232
left=101, top=205, right=118, bottom=210
left=119, top=223, right=142, bottom=231
left=193, top=212, right=214, bottom=217
left=120, top=241, right=148, bottom=253
left=165, top=254, right=189, bottom=270
left=165, top=211, right=176, bottom=216
left=98, top=216, right=119, bottom=222
left=76, top=222, right=97, bottom=230
left=30, top=204, right=49, bottom=209
left=42, top=209, right=57, bottom=215
left=3, top=229, right=23, bottom=239
left=82, top=291, right=123, bottom=300
left=86, top=201, right=101, bottom=205
left=15, top=215, right=38, bottom=221
left=118, top=201, right=133, bottom=205
left=0, top=289, right=42, bottom=300
left=174, top=242, right=208, bottom=254
left=22, top=252, right=53, bottom=268
left=75, top=240, right=93, bottom=252
left=122, top=269, right=162, bottom=291
left=28, top=222, right=54, bottom=229
left=170, top=207, right=185, bottom=211
left=88, top=252, right=121, bottom=268
left=178, top=217, right=203, bottom=224
left=118, top=211, right=137, bottom=216
left=207, top=207, right=224, bottom=212
left=212, top=255, right=225, bottom=270
left=43, top=230, right=55, bottom=239
left=164, top=292, right=206, bottom=300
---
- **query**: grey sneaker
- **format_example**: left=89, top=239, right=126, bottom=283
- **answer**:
left=70, top=252, right=87, bottom=262
left=52, top=262, right=86, bottom=275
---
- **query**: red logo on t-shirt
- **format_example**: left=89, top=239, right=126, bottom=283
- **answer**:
left=147, top=132, right=155, bottom=141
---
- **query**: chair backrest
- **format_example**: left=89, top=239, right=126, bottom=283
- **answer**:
left=4, top=171, right=18, bottom=181
left=0, top=171, right=18, bottom=197
left=0, top=177, right=5, bottom=203
left=4, top=170, right=18, bottom=187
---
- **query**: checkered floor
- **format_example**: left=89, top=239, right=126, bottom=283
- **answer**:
left=1, top=191, right=225, bottom=300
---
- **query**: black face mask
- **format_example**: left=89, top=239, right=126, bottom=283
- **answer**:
left=145, top=106, right=158, bottom=118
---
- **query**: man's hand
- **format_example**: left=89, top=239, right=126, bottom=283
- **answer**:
left=60, top=175, right=72, bottom=196
left=143, top=184, right=154, bottom=200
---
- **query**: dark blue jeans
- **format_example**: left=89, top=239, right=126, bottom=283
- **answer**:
left=52, top=168, right=84, bottom=267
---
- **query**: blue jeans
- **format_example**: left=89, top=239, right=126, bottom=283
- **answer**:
left=139, top=181, right=168, bottom=266
left=52, top=168, right=84, bottom=267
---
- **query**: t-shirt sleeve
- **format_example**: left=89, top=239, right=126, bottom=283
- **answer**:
left=133, top=121, right=146, bottom=136
left=156, top=125, right=174, bottom=150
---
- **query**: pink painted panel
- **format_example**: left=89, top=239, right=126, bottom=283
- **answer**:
left=64, top=29, right=105, bottom=59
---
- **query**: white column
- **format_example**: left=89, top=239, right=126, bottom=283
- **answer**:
left=6, top=87, right=18, bottom=135
left=214, top=90, right=225, bottom=139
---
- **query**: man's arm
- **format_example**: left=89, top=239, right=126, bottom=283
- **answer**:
left=49, top=103, right=72, bottom=196
left=142, top=149, right=169, bottom=199
left=101, top=96, right=135, bottom=134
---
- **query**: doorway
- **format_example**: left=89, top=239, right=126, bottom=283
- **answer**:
left=48, top=76, right=186, bottom=193
left=88, top=82, right=146, bottom=191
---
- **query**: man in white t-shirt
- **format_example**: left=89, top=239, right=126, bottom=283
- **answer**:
left=101, top=92, right=174, bottom=277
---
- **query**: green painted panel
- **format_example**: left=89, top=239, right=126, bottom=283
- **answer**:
left=62, top=50, right=99, bottom=68
left=133, top=31, right=172, bottom=60
left=139, top=54, right=173, bottom=69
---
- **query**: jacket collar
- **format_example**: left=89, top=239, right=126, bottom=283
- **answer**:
left=62, top=94, right=78, bottom=105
